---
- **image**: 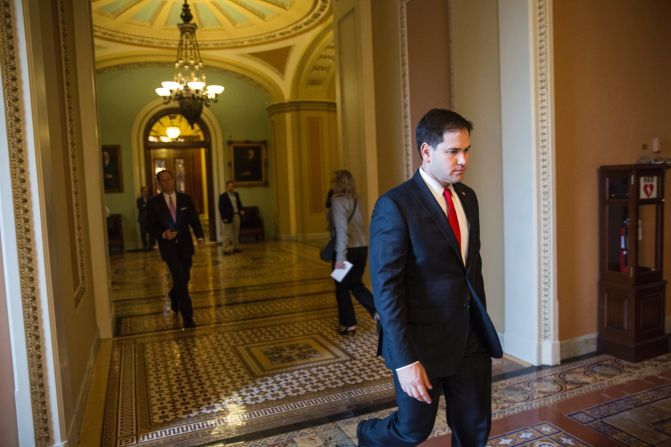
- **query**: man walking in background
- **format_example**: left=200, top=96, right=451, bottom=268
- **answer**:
left=136, top=186, right=154, bottom=250
left=146, top=170, right=204, bottom=328
left=219, top=180, right=245, bottom=254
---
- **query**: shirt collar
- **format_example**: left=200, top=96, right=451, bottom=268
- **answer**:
left=419, top=167, right=454, bottom=196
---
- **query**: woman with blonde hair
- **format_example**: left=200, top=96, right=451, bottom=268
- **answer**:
left=329, top=170, right=377, bottom=334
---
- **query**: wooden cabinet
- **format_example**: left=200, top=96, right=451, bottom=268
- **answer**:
left=598, top=164, right=668, bottom=362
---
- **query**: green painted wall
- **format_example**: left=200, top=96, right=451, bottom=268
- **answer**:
left=96, top=66, right=274, bottom=249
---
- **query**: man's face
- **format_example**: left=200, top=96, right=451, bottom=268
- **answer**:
left=141, top=187, right=149, bottom=197
left=248, top=149, right=255, bottom=160
left=420, top=129, right=470, bottom=185
left=226, top=182, right=235, bottom=192
left=157, top=172, right=175, bottom=194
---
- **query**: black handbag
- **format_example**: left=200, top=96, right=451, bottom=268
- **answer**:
left=320, top=199, right=357, bottom=262
left=319, top=237, right=336, bottom=262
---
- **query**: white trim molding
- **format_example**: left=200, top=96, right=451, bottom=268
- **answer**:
left=533, top=0, right=559, bottom=365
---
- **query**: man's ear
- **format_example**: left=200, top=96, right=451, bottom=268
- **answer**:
left=420, top=142, right=432, bottom=162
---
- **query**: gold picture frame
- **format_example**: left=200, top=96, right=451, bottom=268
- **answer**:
left=228, top=140, right=267, bottom=186
left=102, top=144, right=123, bottom=193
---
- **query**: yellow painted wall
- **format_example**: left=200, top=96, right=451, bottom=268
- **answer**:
left=554, top=0, right=671, bottom=340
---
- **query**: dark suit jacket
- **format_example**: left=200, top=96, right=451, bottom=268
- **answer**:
left=218, top=191, right=243, bottom=223
left=370, top=170, right=502, bottom=378
left=146, top=192, right=204, bottom=260
left=136, top=196, right=149, bottom=223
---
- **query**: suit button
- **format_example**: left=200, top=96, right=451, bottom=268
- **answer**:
left=464, top=304, right=470, bottom=310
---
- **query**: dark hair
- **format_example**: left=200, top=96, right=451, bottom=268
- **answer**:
left=226, top=180, right=235, bottom=187
left=156, top=169, right=174, bottom=181
left=415, top=109, right=473, bottom=155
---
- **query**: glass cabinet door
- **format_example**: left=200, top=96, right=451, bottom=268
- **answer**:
left=607, top=174, right=630, bottom=199
left=606, top=205, right=629, bottom=273
left=637, top=204, right=659, bottom=273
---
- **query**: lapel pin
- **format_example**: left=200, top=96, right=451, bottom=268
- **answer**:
left=461, top=192, right=465, bottom=196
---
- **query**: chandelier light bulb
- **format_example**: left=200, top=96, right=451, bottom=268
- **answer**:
left=206, top=85, right=224, bottom=95
left=187, top=81, right=205, bottom=91
left=155, top=87, right=170, bottom=97
left=162, top=81, right=180, bottom=91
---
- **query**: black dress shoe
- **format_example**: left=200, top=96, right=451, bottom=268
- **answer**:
left=183, top=318, right=196, bottom=328
left=233, top=248, right=242, bottom=253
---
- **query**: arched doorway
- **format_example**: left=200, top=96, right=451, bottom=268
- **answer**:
left=144, top=109, right=216, bottom=241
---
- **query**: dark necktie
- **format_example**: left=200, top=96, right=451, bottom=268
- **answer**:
left=443, top=187, right=461, bottom=249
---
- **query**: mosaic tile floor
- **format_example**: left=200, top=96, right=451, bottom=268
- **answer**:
left=235, top=354, right=671, bottom=447
left=101, top=241, right=528, bottom=446
left=99, top=241, right=671, bottom=446
left=97, top=242, right=671, bottom=447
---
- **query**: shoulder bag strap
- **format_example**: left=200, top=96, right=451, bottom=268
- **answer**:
left=347, top=199, right=357, bottom=223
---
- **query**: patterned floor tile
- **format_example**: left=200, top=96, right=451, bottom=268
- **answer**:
left=487, top=422, right=591, bottom=447
left=569, top=383, right=671, bottom=446
left=101, top=242, right=534, bottom=446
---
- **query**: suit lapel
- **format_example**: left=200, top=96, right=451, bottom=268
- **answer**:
left=410, top=172, right=464, bottom=266
left=453, top=183, right=476, bottom=271
left=158, top=194, right=170, bottom=218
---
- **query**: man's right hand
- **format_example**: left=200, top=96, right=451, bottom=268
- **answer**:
left=397, top=362, right=433, bottom=404
left=163, top=230, right=178, bottom=240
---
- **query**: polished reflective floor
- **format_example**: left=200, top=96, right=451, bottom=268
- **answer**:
left=94, top=240, right=528, bottom=446
left=86, top=241, right=671, bottom=446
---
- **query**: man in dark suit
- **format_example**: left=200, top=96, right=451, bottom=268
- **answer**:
left=146, top=170, right=204, bottom=328
left=136, top=186, right=154, bottom=250
left=357, top=109, right=502, bottom=446
left=218, top=180, right=244, bottom=254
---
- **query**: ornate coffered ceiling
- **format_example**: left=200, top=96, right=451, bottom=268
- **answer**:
left=91, top=0, right=330, bottom=48
left=92, top=0, right=335, bottom=100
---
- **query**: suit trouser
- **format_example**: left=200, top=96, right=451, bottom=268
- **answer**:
left=332, top=246, right=376, bottom=326
left=139, top=221, right=155, bottom=249
left=357, top=328, right=492, bottom=447
left=165, top=251, right=194, bottom=320
left=223, top=214, right=240, bottom=252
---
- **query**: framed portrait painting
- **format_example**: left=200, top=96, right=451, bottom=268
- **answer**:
left=229, top=140, right=267, bottom=186
left=102, top=145, right=123, bottom=193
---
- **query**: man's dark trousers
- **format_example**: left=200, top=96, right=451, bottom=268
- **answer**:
left=357, top=325, right=491, bottom=447
left=165, top=250, right=193, bottom=318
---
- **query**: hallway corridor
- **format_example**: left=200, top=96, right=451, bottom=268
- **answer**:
left=83, top=241, right=671, bottom=446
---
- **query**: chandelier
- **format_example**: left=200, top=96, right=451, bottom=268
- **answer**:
left=155, top=0, right=224, bottom=127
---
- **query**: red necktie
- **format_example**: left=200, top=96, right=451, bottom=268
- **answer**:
left=168, top=195, right=177, bottom=222
left=443, top=187, right=461, bottom=249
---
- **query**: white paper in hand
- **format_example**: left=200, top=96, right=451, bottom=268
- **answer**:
left=330, top=261, right=353, bottom=282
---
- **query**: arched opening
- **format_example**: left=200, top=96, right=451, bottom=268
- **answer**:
left=143, top=109, right=216, bottom=241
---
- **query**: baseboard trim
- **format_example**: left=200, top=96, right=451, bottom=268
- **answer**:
left=66, top=334, right=100, bottom=445
left=276, top=232, right=329, bottom=241
left=560, top=332, right=597, bottom=361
